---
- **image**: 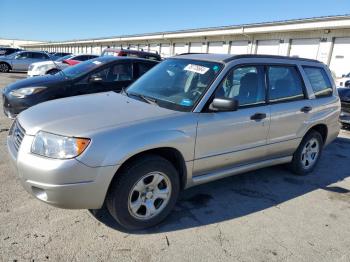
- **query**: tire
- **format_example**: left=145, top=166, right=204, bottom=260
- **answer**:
left=106, top=154, right=180, bottom=230
left=341, top=123, right=350, bottom=130
left=0, top=63, right=10, bottom=73
left=289, top=130, right=323, bottom=176
left=46, top=68, right=60, bottom=75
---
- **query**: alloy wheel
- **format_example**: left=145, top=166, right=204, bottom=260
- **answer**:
left=301, top=138, right=320, bottom=169
left=0, top=64, right=8, bottom=72
left=128, top=172, right=172, bottom=220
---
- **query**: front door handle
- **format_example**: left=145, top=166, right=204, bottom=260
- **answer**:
left=250, top=113, right=267, bottom=121
left=301, top=106, right=312, bottom=113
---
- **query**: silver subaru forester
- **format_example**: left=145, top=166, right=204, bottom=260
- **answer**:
left=7, top=54, right=340, bottom=230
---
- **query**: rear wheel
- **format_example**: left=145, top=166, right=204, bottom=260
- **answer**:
left=0, top=63, right=10, bottom=73
left=106, top=155, right=180, bottom=230
left=289, top=130, right=323, bottom=175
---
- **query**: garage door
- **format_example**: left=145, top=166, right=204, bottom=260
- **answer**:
left=149, top=44, right=160, bottom=54
left=174, top=43, right=188, bottom=55
left=256, top=40, right=280, bottom=55
left=160, top=44, right=171, bottom=57
left=190, top=42, right=205, bottom=53
left=128, top=45, right=137, bottom=50
left=289, top=39, right=320, bottom=59
left=330, top=38, right=350, bottom=77
left=230, top=41, right=249, bottom=55
left=93, top=46, right=100, bottom=55
left=139, top=45, right=149, bottom=52
left=208, top=42, right=225, bottom=54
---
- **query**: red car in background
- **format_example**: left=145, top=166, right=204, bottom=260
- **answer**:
left=101, top=48, right=162, bottom=61
left=62, top=54, right=99, bottom=66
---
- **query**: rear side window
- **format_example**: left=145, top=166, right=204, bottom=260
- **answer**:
left=303, top=67, right=333, bottom=98
left=31, top=52, right=49, bottom=59
left=74, top=55, right=89, bottom=61
left=267, top=66, right=305, bottom=103
left=138, top=63, right=154, bottom=77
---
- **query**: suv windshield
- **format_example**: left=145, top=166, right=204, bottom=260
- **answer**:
left=61, top=58, right=106, bottom=78
left=126, top=58, right=223, bottom=111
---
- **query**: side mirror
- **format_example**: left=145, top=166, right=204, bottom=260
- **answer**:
left=89, top=75, right=103, bottom=83
left=210, top=98, right=239, bottom=112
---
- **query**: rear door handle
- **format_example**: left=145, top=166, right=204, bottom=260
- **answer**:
left=250, top=113, right=267, bottom=121
left=301, top=106, right=312, bottom=113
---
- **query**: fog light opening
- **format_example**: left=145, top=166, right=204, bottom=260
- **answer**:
left=31, top=186, right=48, bottom=201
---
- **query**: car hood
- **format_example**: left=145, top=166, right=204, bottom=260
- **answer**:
left=0, top=56, right=11, bottom=62
left=3, top=74, right=67, bottom=93
left=18, top=92, right=179, bottom=136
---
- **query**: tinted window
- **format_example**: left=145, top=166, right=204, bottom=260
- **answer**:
left=108, top=63, right=132, bottom=81
left=15, top=52, right=30, bottom=59
left=62, top=58, right=107, bottom=78
left=268, top=66, right=304, bottom=102
left=303, top=67, right=333, bottom=98
left=215, top=66, right=265, bottom=106
left=74, top=55, right=88, bottom=61
left=138, top=63, right=154, bottom=77
left=145, top=55, right=160, bottom=61
left=91, top=67, right=110, bottom=81
left=31, top=52, right=48, bottom=59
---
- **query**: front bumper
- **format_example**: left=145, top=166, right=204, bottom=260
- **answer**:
left=7, top=122, right=118, bottom=209
left=2, top=93, right=31, bottom=118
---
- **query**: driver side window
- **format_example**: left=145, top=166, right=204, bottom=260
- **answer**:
left=91, top=67, right=109, bottom=81
left=16, top=52, right=29, bottom=59
left=108, top=63, right=132, bottom=81
left=214, top=65, right=265, bottom=107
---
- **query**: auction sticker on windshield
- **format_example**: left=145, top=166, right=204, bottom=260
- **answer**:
left=184, top=64, right=209, bottom=74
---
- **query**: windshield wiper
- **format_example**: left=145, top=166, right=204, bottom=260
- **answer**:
left=121, top=88, right=129, bottom=97
left=128, top=92, right=158, bottom=106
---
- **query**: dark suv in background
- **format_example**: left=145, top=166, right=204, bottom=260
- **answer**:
left=2, top=56, right=158, bottom=118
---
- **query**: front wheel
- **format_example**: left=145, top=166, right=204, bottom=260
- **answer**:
left=0, top=63, right=10, bottom=73
left=289, top=130, right=323, bottom=175
left=106, top=155, right=180, bottom=230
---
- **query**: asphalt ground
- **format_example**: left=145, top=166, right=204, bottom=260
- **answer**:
left=0, top=72, right=349, bottom=262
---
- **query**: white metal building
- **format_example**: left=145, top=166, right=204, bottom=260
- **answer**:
left=0, top=38, right=43, bottom=48
left=21, top=15, right=350, bottom=77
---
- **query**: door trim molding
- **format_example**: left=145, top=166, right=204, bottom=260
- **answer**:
left=188, top=156, right=292, bottom=187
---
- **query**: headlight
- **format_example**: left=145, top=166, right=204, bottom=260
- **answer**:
left=9, top=86, right=46, bottom=98
left=37, top=64, right=49, bottom=71
left=31, top=131, right=90, bottom=159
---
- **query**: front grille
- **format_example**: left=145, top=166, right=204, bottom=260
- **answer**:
left=10, top=120, right=25, bottom=151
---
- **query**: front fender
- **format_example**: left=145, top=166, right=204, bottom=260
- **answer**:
left=77, top=115, right=198, bottom=167
left=106, top=129, right=195, bottom=165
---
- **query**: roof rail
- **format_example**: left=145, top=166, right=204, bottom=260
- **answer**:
left=224, top=54, right=321, bottom=63
left=176, top=52, right=204, bottom=56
